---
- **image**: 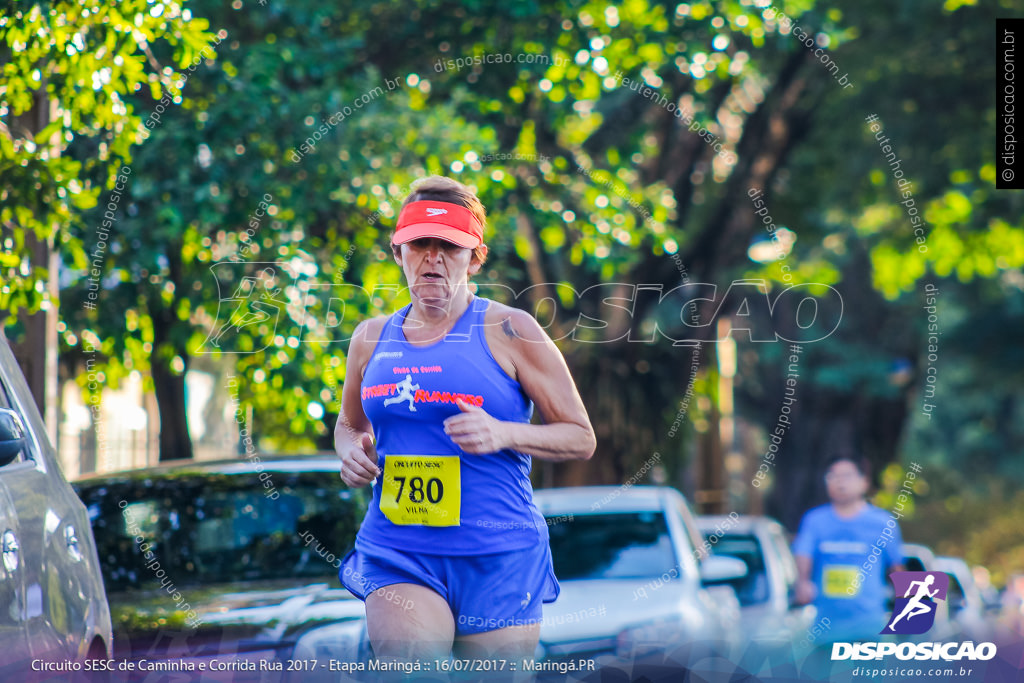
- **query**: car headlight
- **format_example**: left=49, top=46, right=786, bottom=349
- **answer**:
left=615, top=615, right=686, bottom=659
left=292, top=619, right=367, bottom=659
left=286, top=619, right=368, bottom=681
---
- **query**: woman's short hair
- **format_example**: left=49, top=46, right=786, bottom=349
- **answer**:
left=395, top=175, right=488, bottom=265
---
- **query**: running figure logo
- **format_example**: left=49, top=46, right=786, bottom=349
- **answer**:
left=881, top=571, right=949, bottom=635
left=384, top=374, right=420, bottom=411
left=202, top=266, right=284, bottom=353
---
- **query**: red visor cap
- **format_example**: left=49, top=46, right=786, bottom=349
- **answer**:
left=392, top=200, right=484, bottom=249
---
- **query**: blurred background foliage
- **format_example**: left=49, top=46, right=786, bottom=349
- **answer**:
left=2, top=0, right=1022, bottom=579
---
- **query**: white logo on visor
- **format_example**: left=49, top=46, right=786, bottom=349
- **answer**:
left=425, top=208, right=448, bottom=216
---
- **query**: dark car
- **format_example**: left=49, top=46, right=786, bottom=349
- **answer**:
left=73, top=454, right=369, bottom=678
left=0, top=328, right=113, bottom=675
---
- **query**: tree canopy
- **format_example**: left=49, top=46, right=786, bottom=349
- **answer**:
left=2, top=0, right=1022, bottom=576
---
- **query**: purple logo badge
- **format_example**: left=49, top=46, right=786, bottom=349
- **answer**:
left=882, top=571, right=948, bottom=635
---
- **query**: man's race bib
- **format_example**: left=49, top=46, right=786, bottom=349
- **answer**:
left=379, top=455, right=461, bottom=527
left=823, top=565, right=859, bottom=597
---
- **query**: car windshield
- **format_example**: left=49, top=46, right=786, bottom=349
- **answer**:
left=546, top=511, right=677, bottom=580
left=76, top=468, right=365, bottom=591
left=706, top=534, right=769, bottom=606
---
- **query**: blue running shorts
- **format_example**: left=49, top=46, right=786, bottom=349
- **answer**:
left=339, top=539, right=560, bottom=636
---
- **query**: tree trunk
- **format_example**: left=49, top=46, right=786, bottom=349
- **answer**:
left=150, top=354, right=193, bottom=462
left=552, top=334, right=707, bottom=489
left=765, top=387, right=909, bottom=531
left=762, top=252, right=914, bottom=530
left=151, top=309, right=193, bottom=462
left=6, top=90, right=60, bottom=447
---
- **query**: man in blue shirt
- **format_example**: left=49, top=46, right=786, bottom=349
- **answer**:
left=793, top=455, right=904, bottom=641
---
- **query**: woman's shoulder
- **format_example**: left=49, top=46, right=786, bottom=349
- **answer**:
left=348, top=314, right=395, bottom=364
left=481, top=299, right=548, bottom=343
left=354, top=314, right=392, bottom=344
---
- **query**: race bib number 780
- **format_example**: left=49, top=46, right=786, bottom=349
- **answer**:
left=379, top=455, right=461, bottom=527
left=823, top=565, right=860, bottom=597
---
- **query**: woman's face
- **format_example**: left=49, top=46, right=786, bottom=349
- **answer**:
left=394, top=237, right=484, bottom=309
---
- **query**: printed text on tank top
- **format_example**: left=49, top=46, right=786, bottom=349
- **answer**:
left=367, top=301, right=479, bottom=526
left=355, top=297, right=544, bottom=554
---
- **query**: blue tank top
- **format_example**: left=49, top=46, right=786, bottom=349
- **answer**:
left=355, top=297, right=549, bottom=555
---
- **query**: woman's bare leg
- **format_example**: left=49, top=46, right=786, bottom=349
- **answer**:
left=366, top=583, right=455, bottom=661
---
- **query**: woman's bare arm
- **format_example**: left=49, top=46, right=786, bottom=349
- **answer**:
left=335, top=317, right=386, bottom=486
left=444, top=306, right=596, bottom=461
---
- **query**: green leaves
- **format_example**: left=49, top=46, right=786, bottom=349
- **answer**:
left=3, top=0, right=1017, bottom=496
left=1, top=0, right=218, bottom=320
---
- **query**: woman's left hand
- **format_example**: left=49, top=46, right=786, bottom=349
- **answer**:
left=444, top=399, right=509, bottom=454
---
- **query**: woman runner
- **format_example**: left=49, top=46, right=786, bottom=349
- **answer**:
left=336, top=175, right=596, bottom=662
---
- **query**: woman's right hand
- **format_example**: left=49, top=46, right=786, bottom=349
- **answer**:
left=338, top=432, right=380, bottom=487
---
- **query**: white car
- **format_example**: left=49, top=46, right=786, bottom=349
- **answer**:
left=697, top=515, right=815, bottom=645
left=0, top=328, right=112, bottom=675
left=534, top=486, right=746, bottom=671
left=935, top=556, right=998, bottom=641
